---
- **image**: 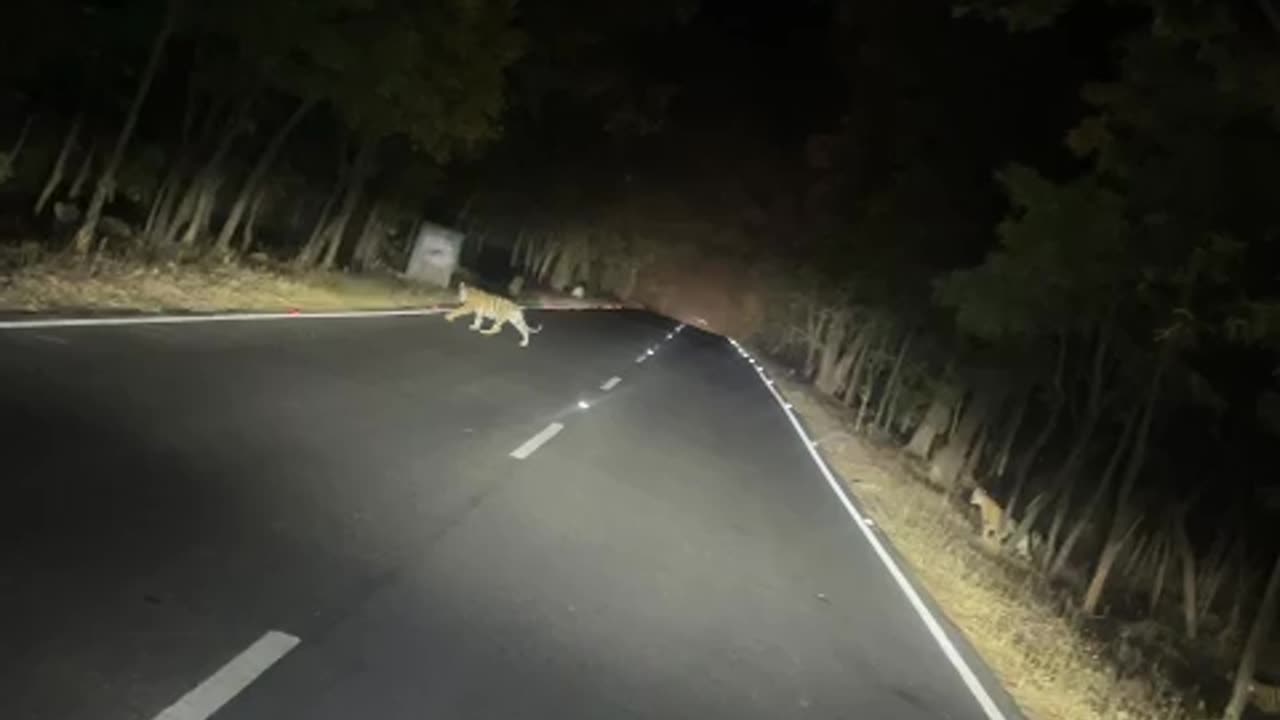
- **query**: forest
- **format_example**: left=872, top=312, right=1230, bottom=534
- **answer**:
left=2, top=0, right=1279, bottom=718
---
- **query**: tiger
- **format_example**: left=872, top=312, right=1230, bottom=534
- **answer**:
left=444, top=282, right=543, bottom=347
left=969, top=486, right=1009, bottom=551
left=1251, top=678, right=1280, bottom=715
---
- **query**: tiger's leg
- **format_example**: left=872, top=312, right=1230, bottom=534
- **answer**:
left=444, top=307, right=468, bottom=322
left=480, top=318, right=506, bottom=335
left=469, top=314, right=486, bottom=330
left=512, top=318, right=531, bottom=347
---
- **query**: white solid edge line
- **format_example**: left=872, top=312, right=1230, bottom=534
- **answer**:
left=0, top=308, right=448, bottom=330
left=600, top=376, right=622, bottom=391
left=151, top=630, right=299, bottom=720
left=509, top=422, right=565, bottom=460
left=0, top=301, right=641, bottom=331
left=747, top=355, right=1009, bottom=720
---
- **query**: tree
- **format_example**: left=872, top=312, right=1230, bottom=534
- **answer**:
left=34, top=113, right=82, bottom=214
left=273, top=0, right=522, bottom=267
left=1221, top=307, right=1280, bottom=720
left=71, top=0, right=181, bottom=254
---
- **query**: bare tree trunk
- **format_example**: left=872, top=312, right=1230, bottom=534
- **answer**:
left=35, top=114, right=82, bottom=214
left=1122, top=531, right=1154, bottom=580
left=906, top=387, right=957, bottom=460
left=813, top=311, right=853, bottom=395
left=319, top=135, right=377, bottom=269
left=1176, top=513, right=1198, bottom=640
left=1045, top=317, right=1116, bottom=553
left=156, top=178, right=193, bottom=246
left=146, top=83, right=206, bottom=244
left=298, top=191, right=339, bottom=265
left=1050, top=407, right=1137, bottom=577
left=838, top=324, right=876, bottom=404
left=297, top=173, right=345, bottom=266
left=946, top=386, right=965, bottom=439
left=535, top=240, right=559, bottom=281
left=875, top=328, right=913, bottom=431
left=10, top=115, right=33, bottom=157
left=1082, top=341, right=1171, bottom=615
left=144, top=172, right=176, bottom=238
left=1222, top=550, right=1280, bottom=720
left=295, top=133, right=353, bottom=265
left=929, top=389, right=988, bottom=490
left=857, top=328, right=893, bottom=433
left=804, top=305, right=828, bottom=379
left=215, top=97, right=315, bottom=251
left=1043, top=433, right=1104, bottom=569
left=2, top=114, right=34, bottom=180
left=73, top=0, right=179, bottom=254
left=549, top=234, right=585, bottom=290
left=1199, top=537, right=1241, bottom=630
left=510, top=230, right=526, bottom=271
left=144, top=161, right=187, bottom=244
left=1149, top=535, right=1172, bottom=614
left=287, top=197, right=306, bottom=233
left=178, top=176, right=218, bottom=247
left=161, top=176, right=200, bottom=246
left=68, top=140, right=95, bottom=200
left=884, top=369, right=907, bottom=436
left=351, top=201, right=384, bottom=270
left=238, top=183, right=267, bottom=253
left=993, top=388, right=1029, bottom=480
left=177, top=94, right=252, bottom=250
left=1005, top=334, right=1068, bottom=530
left=1079, top=253, right=1199, bottom=614
left=1082, top=515, right=1141, bottom=616
left=1007, top=489, right=1054, bottom=561
left=1219, top=557, right=1253, bottom=645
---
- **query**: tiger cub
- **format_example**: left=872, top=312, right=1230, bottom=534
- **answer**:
left=1250, top=678, right=1280, bottom=715
left=970, top=487, right=1009, bottom=550
left=444, top=282, right=543, bottom=347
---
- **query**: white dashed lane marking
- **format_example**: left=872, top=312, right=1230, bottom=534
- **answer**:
left=600, top=376, right=621, bottom=391
left=509, top=422, right=565, bottom=460
left=151, top=630, right=299, bottom=720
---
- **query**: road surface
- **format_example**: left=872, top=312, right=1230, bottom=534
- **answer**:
left=0, top=308, right=1022, bottom=720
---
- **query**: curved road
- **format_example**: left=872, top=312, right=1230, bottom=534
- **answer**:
left=0, top=308, right=1022, bottom=720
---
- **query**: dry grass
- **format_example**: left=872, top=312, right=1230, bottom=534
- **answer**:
left=0, top=257, right=451, bottom=314
left=771, top=372, right=1208, bottom=720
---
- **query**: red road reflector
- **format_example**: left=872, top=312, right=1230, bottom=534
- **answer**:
left=288, top=309, right=301, bottom=316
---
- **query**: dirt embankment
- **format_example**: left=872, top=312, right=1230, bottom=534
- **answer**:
left=0, top=257, right=451, bottom=314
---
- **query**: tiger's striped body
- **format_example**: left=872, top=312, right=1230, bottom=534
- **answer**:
left=970, top=487, right=1009, bottom=550
left=444, top=282, right=542, bottom=347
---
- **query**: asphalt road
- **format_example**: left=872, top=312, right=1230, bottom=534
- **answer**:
left=0, top=308, right=1022, bottom=720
